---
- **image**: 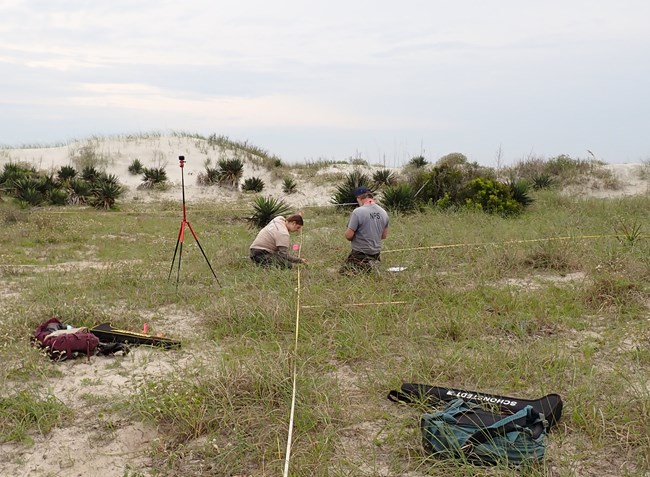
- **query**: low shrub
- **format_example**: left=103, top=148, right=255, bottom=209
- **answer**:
left=462, top=177, right=522, bottom=216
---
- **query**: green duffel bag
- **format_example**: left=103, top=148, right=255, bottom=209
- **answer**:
left=421, top=398, right=547, bottom=467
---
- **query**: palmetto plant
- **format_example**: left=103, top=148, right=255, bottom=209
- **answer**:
left=56, top=165, right=77, bottom=183
left=41, top=174, right=59, bottom=193
left=0, top=162, right=37, bottom=190
left=0, top=162, right=22, bottom=182
left=12, top=177, right=45, bottom=206
left=200, top=166, right=221, bottom=185
left=282, top=177, right=297, bottom=194
left=532, top=174, right=554, bottom=190
left=91, top=175, right=124, bottom=209
left=247, top=196, right=291, bottom=229
left=4, top=170, right=73, bottom=207
left=372, top=169, right=397, bottom=188
left=128, top=159, right=144, bottom=175
left=140, top=167, right=168, bottom=189
left=68, top=178, right=93, bottom=205
left=97, top=173, right=121, bottom=187
left=217, top=158, right=244, bottom=189
left=81, top=165, right=100, bottom=183
left=381, top=183, right=418, bottom=213
left=331, top=170, right=372, bottom=208
left=242, top=176, right=265, bottom=193
left=16, top=186, right=44, bottom=207
left=508, top=178, right=534, bottom=208
left=408, top=156, right=428, bottom=168
left=46, top=188, right=68, bottom=206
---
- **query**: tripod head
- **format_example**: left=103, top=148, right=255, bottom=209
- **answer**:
left=178, top=155, right=186, bottom=168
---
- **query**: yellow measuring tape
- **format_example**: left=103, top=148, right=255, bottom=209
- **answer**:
left=382, top=233, right=644, bottom=254
left=283, top=230, right=303, bottom=477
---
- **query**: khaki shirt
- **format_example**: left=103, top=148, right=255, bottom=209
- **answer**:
left=249, top=216, right=290, bottom=253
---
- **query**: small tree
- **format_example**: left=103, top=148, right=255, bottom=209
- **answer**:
left=436, top=152, right=467, bottom=168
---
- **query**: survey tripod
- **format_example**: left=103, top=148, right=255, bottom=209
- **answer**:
left=168, top=156, right=221, bottom=289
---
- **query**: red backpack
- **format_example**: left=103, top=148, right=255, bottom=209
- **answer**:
left=33, top=317, right=100, bottom=361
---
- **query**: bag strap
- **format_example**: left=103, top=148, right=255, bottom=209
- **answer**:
left=432, top=398, right=469, bottom=422
left=387, top=389, right=409, bottom=403
left=388, top=385, right=447, bottom=406
left=85, top=337, right=92, bottom=361
left=462, top=405, right=538, bottom=448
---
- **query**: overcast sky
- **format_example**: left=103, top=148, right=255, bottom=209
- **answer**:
left=1, top=1, right=649, bottom=166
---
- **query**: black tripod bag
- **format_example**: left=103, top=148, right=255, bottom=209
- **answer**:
left=388, top=383, right=563, bottom=431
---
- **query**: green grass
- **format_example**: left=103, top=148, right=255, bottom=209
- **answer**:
left=0, top=391, right=71, bottom=443
left=1, top=189, right=650, bottom=475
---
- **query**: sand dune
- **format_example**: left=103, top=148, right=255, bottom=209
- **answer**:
left=1, top=135, right=648, bottom=206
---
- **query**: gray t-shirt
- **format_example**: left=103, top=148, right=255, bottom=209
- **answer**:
left=347, top=203, right=389, bottom=254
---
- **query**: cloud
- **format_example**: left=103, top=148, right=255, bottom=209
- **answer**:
left=64, top=82, right=443, bottom=131
left=1, top=1, right=649, bottom=163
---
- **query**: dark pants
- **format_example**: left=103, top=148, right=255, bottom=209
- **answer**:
left=250, top=249, right=293, bottom=269
left=340, top=250, right=380, bottom=274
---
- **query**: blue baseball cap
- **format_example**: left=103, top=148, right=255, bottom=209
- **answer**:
left=354, top=186, right=370, bottom=197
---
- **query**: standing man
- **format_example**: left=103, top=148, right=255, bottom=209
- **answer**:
left=249, top=214, right=307, bottom=269
left=341, top=187, right=389, bottom=273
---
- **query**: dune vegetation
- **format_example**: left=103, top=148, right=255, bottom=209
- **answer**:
left=0, top=136, right=649, bottom=476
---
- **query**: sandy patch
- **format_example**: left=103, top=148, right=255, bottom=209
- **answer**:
left=499, top=271, right=588, bottom=291
left=1, top=341, right=218, bottom=477
left=564, top=163, right=650, bottom=198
